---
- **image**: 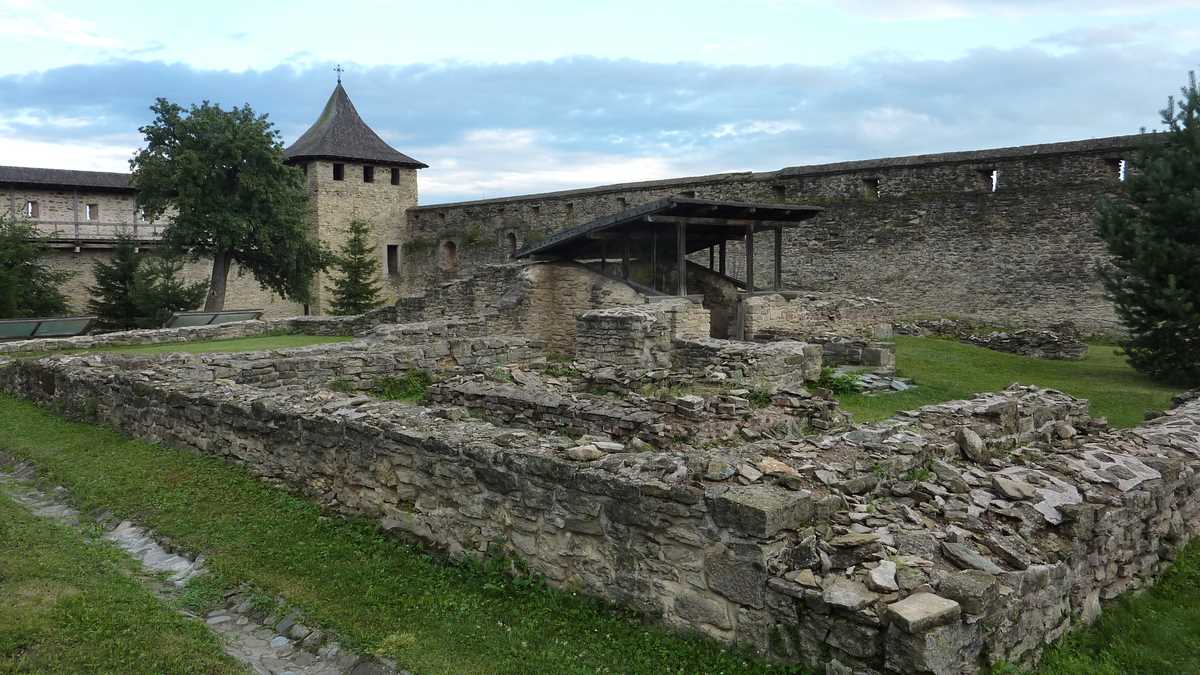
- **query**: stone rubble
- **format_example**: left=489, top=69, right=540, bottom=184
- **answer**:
left=2, top=318, right=1199, bottom=675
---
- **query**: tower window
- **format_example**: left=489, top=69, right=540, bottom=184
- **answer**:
left=861, top=178, right=880, bottom=200
left=506, top=231, right=517, bottom=257
left=1105, top=158, right=1127, bottom=182
left=977, top=169, right=999, bottom=192
left=24, top=200, right=38, bottom=218
left=390, top=167, right=400, bottom=185
left=363, top=165, right=375, bottom=183
left=617, top=197, right=627, bottom=209
left=772, top=184, right=787, bottom=201
left=86, top=203, right=99, bottom=221
left=386, top=244, right=399, bottom=275
left=333, top=163, right=345, bottom=181
left=678, top=190, right=696, bottom=198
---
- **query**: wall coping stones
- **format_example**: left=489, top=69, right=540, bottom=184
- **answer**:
left=887, top=593, right=962, bottom=633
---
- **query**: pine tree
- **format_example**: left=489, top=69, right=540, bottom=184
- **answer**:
left=326, top=220, right=383, bottom=315
left=87, top=237, right=207, bottom=330
left=87, top=237, right=142, bottom=329
left=0, top=215, right=72, bottom=319
left=1097, top=71, right=1200, bottom=384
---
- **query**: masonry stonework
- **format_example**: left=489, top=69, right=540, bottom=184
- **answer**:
left=404, top=135, right=1142, bottom=334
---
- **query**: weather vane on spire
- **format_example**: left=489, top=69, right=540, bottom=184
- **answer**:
left=334, top=64, right=344, bottom=84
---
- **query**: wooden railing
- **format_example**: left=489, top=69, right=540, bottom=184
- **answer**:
left=32, top=220, right=164, bottom=242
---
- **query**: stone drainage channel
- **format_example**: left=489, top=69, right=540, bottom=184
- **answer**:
left=0, top=458, right=400, bottom=675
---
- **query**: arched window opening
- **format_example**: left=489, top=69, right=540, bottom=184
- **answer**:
left=506, top=232, right=518, bottom=257
left=438, top=240, right=459, bottom=273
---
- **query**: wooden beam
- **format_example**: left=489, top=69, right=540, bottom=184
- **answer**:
left=773, top=224, right=783, bottom=291
left=745, top=225, right=755, bottom=292
left=676, top=220, right=687, bottom=296
left=645, top=215, right=779, bottom=228
left=718, top=241, right=726, bottom=275
left=622, top=238, right=630, bottom=279
left=708, top=245, right=715, bottom=270
left=650, top=228, right=658, bottom=292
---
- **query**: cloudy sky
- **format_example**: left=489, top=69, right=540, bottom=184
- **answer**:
left=1, top=0, right=1197, bottom=203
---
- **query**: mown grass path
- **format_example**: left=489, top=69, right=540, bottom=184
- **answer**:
left=840, top=336, right=1181, bottom=428
left=0, top=395, right=786, bottom=675
left=0, top=491, right=242, bottom=674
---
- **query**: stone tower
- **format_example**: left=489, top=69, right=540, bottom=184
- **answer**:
left=284, top=82, right=427, bottom=313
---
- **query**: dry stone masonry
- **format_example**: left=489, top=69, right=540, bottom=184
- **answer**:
left=2, top=317, right=1199, bottom=674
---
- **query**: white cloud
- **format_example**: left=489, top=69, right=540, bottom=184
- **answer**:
left=414, top=128, right=684, bottom=201
left=832, top=0, right=1198, bottom=20
left=0, top=3, right=122, bottom=49
left=857, top=107, right=938, bottom=142
left=0, top=109, right=94, bottom=132
left=0, top=134, right=137, bottom=172
left=707, top=120, right=804, bottom=139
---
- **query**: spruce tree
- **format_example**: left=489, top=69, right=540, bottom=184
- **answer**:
left=0, top=215, right=72, bottom=319
left=87, top=237, right=207, bottom=330
left=1097, top=71, right=1200, bottom=384
left=326, top=220, right=383, bottom=315
left=87, top=237, right=142, bottom=329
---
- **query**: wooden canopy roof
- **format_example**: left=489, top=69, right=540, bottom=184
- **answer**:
left=515, top=196, right=823, bottom=260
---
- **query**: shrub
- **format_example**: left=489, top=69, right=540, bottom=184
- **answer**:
left=372, top=371, right=432, bottom=402
left=816, top=367, right=862, bottom=395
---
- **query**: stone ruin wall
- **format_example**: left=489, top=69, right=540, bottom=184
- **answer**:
left=740, top=292, right=897, bottom=370
left=0, top=306, right=403, bottom=356
left=403, top=135, right=1142, bottom=335
left=3, top=323, right=1200, bottom=673
left=396, top=261, right=651, bottom=354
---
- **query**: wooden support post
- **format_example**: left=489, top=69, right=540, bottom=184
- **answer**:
left=600, top=241, right=607, bottom=272
left=745, top=226, right=755, bottom=292
left=650, top=228, right=658, bottom=291
left=676, top=220, right=687, bottom=297
left=622, top=238, right=630, bottom=279
left=708, top=245, right=715, bottom=270
left=774, top=224, right=783, bottom=290
left=719, top=241, right=726, bottom=275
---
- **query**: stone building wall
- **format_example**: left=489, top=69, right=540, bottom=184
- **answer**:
left=404, top=135, right=1143, bottom=333
left=301, top=159, right=419, bottom=312
left=5, top=351, right=1200, bottom=673
left=41, top=249, right=306, bottom=319
left=396, top=262, right=650, bottom=355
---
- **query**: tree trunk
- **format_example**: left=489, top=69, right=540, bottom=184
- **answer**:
left=204, top=250, right=231, bottom=312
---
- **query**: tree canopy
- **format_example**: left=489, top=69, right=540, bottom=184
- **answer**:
left=0, top=216, right=73, bottom=319
left=327, top=220, right=383, bottom=316
left=1097, top=72, right=1200, bottom=384
left=130, top=98, right=326, bottom=311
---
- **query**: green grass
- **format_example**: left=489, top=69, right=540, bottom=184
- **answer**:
left=7, top=334, right=353, bottom=359
left=838, top=336, right=1181, bottom=428
left=0, top=395, right=786, bottom=675
left=0, top=493, right=241, bottom=674
left=1031, top=539, right=1200, bottom=674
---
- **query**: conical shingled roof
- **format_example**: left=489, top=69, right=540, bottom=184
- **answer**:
left=284, top=83, right=427, bottom=168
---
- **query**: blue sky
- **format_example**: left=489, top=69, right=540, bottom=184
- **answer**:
left=1, top=0, right=1198, bottom=203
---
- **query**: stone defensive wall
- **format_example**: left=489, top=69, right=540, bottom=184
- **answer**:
left=3, top=331, right=1199, bottom=672
left=404, top=135, right=1147, bottom=334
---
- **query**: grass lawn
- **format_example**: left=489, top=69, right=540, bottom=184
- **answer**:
left=0, top=395, right=786, bottom=675
left=7, top=333, right=353, bottom=359
left=1032, top=539, right=1200, bottom=674
left=839, top=336, right=1182, bottom=428
left=0, top=492, right=240, bottom=674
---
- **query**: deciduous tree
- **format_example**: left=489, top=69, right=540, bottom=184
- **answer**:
left=131, top=98, right=326, bottom=311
